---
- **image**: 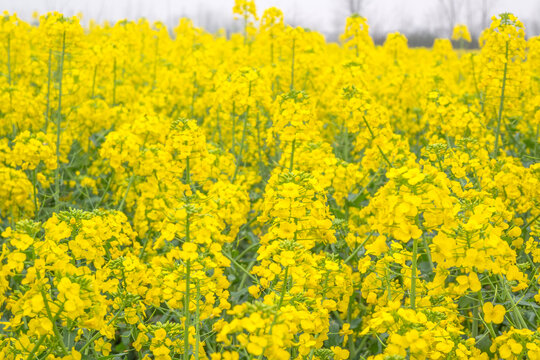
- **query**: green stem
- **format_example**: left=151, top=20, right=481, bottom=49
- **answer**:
left=185, top=156, right=190, bottom=185
left=498, top=275, right=527, bottom=329
left=153, top=37, right=158, bottom=89
left=362, top=116, right=392, bottom=167
left=54, top=30, right=66, bottom=212
left=521, top=213, right=540, bottom=231
left=478, top=289, right=498, bottom=338
left=231, top=102, right=236, bottom=157
left=270, top=35, right=274, bottom=64
left=79, top=306, right=125, bottom=353
left=91, top=64, right=97, bottom=99
left=45, top=48, right=52, bottom=132
left=470, top=55, right=482, bottom=106
left=472, top=292, right=480, bottom=338
left=410, top=236, right=419, bottom=310
left=184, top=259, right=191, bottom=360
left=32, top=169, right=38, bottom=220
left=355, top=30, right=359, bottom=58
left=422, top=237, right=434, bottom=272
left=243, top=14, right=248, bottom=44
left=290, top=37, right=296, bottom=90
left=534, top=122, right=539, bottom=158
left=256, top=112, right=263, bottom=175
left=233, top=89, right=251, bottom=183
left=270, top=266, right=289, bottom=334
left=94, top=171, right=113, bottom=209
left=25, top=334, right=47, bottom=360
left=345, top=232, right=373, bottom=264
left=190, top=72, right=196, bottom=118
left=39, top=288, right=67, bottom=354
left=183, top=178, right=192, bottom=359
left=25, top=304, right=65, bottom=360
left=112, top=57, right=117, bottom=106
left=289, top=139, right=296, bottom=172
left=216, top=106, right=223, bottom=148
left=343, top=123, right=350, bottom=162
left=117, top=175, right=134, bottom=211
left=238, top=259, right=257, bottom=290
left=493, top=41, right=509, bottom=158
left=7, top=33, right=11, bottom=85
left=195, top=280, right=201, bottom=360
left=223, top=251, right=259, bottom=283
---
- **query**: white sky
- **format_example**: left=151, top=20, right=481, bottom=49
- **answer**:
left=1, top=0, right=538, bottom=38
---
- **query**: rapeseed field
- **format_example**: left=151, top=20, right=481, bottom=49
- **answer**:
left=0, top=3, right=539, bottom=359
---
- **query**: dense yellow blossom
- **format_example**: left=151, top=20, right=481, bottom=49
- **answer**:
left=0, top=7, right=538, bottom=360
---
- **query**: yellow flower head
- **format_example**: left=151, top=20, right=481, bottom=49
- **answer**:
left=452, top=24, right=471, bottom=42
left=483, top=302, right=506, bottom=324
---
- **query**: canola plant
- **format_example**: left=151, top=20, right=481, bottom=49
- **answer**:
left=0, top=3, right=539, bottom=360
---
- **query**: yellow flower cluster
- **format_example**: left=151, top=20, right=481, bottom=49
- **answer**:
left=0, top=4, right=539, bottom=360
left=452, top=24, right=472, bottom=42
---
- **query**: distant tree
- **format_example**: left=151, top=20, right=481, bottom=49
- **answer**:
left=463, top=0, right=497, bottom=40
left=347, top=0, right=366, bottom=15
left=527, top=2, right=540, bottom=37
left=438, top=0, right=464, bottom=37
left=480, top=0, right=492, bottom=31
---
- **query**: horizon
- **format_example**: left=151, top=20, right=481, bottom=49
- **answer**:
left=1, top=0, right=539, bottom=43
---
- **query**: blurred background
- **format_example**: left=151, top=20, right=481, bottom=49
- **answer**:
left=1, top=0, right=539, bottom=46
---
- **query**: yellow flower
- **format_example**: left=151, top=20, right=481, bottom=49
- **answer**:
left=180, top=242, right=199, bottom=261
left=28, top=317, right=53, bottom=336
left=331, top=346, right=350, bottom=360
left=133, top=333, right=148, bottom=351
left=246, top=335, right=266, bottom=356
left=339, top=323, right=353, bottom=345
left=483, top=302, right=506, bottom=324
left=154, top=328, right=167, bottom=341
left=452, top=24, right=471, bottom=42
left=94, top=338, right=112, bottom=356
